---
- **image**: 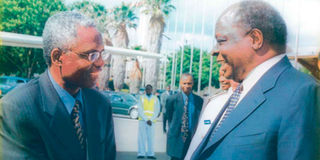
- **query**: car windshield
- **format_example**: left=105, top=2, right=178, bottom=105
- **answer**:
left=123, top=94, right=137, bottom=103
left=102, top=91, right=138, bottom=103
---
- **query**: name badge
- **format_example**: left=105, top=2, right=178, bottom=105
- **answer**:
left=204, top=120, right=211, bottom=125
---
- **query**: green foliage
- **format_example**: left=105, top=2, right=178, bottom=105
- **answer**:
left=300, top=66, right=312, bottom=75
left=141, top=0, right=175, bottom=17
left=109, top=2, right=138, bottom=29
left=131, top=45, right=145, bottom=51
left=69, top=1, right=108, bottom=33
left=166, top=45, right=220, bottom=90
left=0, top=0, right=66, bottom=78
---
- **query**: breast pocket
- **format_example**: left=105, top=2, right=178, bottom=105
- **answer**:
left=232, top=132, right=266, bottom=146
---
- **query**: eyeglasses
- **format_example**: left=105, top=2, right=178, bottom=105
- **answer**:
left=71, top=50, right=110, bottom=62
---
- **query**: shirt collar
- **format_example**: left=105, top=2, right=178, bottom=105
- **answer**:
left=182, top=91, right=194, bottom=102
left=227, top=87, right=233, bottom=95
left=47, top=70, right=83, bottom=115
left=238, top=54, right=285, bottom=103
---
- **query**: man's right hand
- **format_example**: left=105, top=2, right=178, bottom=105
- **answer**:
left=147, top=120, right=152, bottom=126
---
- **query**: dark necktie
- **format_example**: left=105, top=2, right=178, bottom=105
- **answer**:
left=71, top=100, right=86, bottom=150
left=181, top=97, right=189, bottom=142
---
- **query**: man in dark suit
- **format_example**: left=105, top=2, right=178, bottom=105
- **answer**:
left=0, top=11, right=116, bottom=160
left=166, top=73, right=203, bottom=160
left=190, top=1, right=320, bottom=160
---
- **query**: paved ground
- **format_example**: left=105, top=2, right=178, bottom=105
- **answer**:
left=114, top=115, right=170, bottom=159
left=113, top=115, right=167, bottom=152
left=117, top=152, right=170, bottom=160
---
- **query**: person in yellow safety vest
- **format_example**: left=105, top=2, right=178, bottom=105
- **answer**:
left=137, top=84, right=160, bottom=159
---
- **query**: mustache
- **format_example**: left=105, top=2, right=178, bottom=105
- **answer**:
left=88, top=64, right=102, bottom=73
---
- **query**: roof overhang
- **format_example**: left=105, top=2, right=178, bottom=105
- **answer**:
left=0, top=31, right=163, bottom=59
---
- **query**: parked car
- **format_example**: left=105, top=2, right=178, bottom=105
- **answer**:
left=0, top=76, right=29, bottom=98
left=102, top=91, right=139, bottom=119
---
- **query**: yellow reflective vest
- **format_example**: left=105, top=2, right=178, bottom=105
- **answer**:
left=138, top=95, right=158, bottom=122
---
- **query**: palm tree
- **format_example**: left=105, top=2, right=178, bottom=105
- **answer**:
left=129, top=59, right=142, bottom=94
left=138, top=0, right=175, bottom=90
left=70, top=1, right=113, bottom=90
left=108, top=2, right=137, bottom=91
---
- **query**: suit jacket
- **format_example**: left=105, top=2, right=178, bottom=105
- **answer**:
left=0, top=71, right=116, bottom=160
left=166, top=92, right=203, bottom=159
left=191, top=56, right=320, bottom=160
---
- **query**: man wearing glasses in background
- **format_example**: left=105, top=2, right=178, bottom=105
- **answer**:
left=0, top=11, right=116, bottom=160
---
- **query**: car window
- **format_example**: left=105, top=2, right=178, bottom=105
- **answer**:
left=17, top=79, right=25, bottom=83
left=123, top=94, right=137, bottom=103
left=6, top=79, right=17, bottom=86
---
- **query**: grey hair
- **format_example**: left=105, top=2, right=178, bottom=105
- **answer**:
left=42, top=11, right=96, bottom=66
left=224, top=1, right=287, bottom=54
left=181, top=73, right=194, bottom=82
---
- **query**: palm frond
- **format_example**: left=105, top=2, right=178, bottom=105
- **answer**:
left=109, top=2, right=138, bottom=29
left=139, top=0, right=175, bottom=18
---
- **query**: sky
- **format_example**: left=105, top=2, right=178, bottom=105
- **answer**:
left=65, top=0, right=320, bottom=56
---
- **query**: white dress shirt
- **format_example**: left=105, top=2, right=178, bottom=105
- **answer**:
left=237, top=54, right=286, bottom=105
left=184, top=89, right=232, bottom=160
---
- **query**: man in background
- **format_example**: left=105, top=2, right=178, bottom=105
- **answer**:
left=166, top=73, right=203, bottom=160
left=0, top=11, right=116, bottom=159
left=216, top=53, right=239, bottom=91
left=161, top=86, right=172, bottom=133
left=137, top=84, right=160, bottom=159
left=185, top=52, right=238, bottom=160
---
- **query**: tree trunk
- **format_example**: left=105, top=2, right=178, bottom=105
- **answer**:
left=111, top=23, right=128, bottom=91
left=129, top=59, right=142, bottom=94
left=143, top=15, right=164, bottom=92
left=98, top=33, right=112, bottom=90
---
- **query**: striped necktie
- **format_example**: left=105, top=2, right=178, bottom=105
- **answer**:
left=181, top=97, right=189, bottom=142
left=71, top=100, right=86, bottom=150
left=210, top=84, right=243, bottom=140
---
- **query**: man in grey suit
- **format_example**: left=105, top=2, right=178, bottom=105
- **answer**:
left=161, top=86, right=172, bottom=133
left=191, top=1, right=320, bottom=160
left=166, top=73, right=203, bottom=160
left=0, top=12, right=116, bottom=160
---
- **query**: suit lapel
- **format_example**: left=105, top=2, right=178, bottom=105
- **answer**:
left=83, top=89, right=106, bottom=159
left=193, top=94, right=202, bottom=111
left=199, top=56, right=292, bottom=157
left=201, top=84, right=266, bottom=153
left=191, top=94, right=202, bottom=134
left=177, top=93, right=184, bottom=113
left=39, top=71, right=85, bottom=159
